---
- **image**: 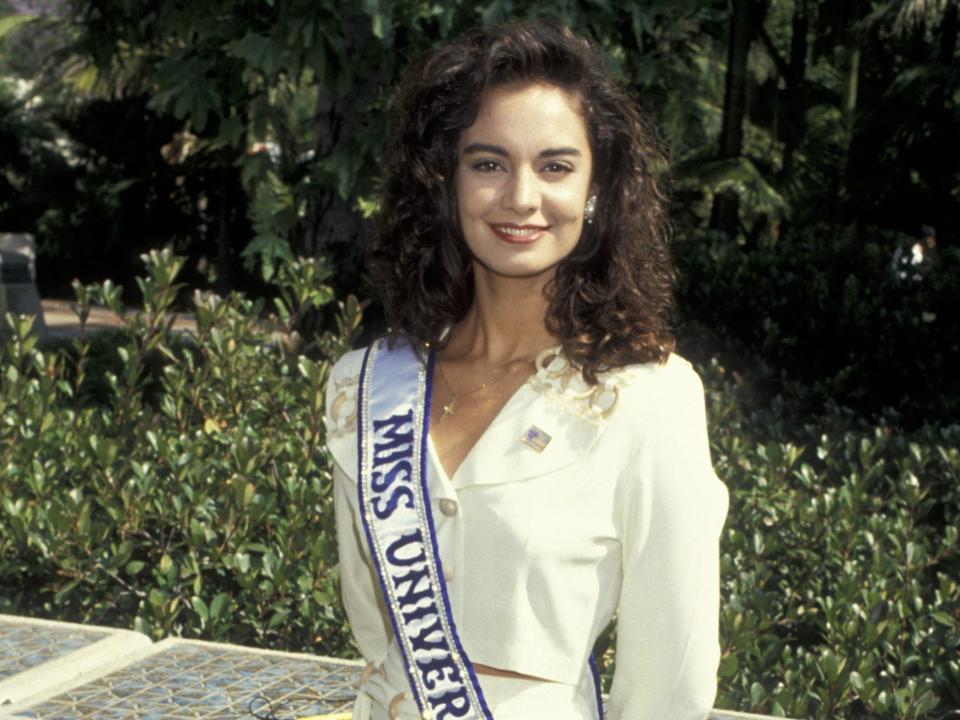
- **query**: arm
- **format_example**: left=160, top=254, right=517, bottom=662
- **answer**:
left=333, top=464, right=393, bottom=663
left=324, top=350, right=393, bottom=663
left=607, top=367, right=728, bottom=720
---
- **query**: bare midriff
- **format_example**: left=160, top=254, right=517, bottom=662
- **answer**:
left=473, top=662, right=548, bottom=681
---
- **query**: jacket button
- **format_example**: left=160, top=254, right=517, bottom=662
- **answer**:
left=443, top=566, right=455, bottom=582
left=438, top=498, right=458, bottom=517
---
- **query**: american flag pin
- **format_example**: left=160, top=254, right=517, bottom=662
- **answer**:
left=521, top=425, right=552, bottom=453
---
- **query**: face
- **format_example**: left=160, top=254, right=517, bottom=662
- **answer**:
left=454, top=82, right=594, bottom=283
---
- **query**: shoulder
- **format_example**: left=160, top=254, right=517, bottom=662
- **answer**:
left=532, top=348, right=703, bottom=424
left=324, top=346, right=367, bottom=440
left=609, top=355, right=723, bottom=527
left=324, top=335, right=430, bottom=448
left=597, top=353, right=708, bottom=437
left=329, top=346, right=367, bottom=388
left=608, top=353, right=705, bottom=404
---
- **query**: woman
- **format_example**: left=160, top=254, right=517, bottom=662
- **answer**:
left=324, top=19, right=728, bottom=720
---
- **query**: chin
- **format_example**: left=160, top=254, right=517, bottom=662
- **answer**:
left=472, top=256, right=561, bottom=282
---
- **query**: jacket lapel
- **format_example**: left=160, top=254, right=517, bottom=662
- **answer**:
left=449, top=384, right=606, bottom=489
left=329, top=367, right=611, bottom=487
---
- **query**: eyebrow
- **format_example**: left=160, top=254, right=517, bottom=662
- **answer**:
left=462, top=143, right=582, bottom=158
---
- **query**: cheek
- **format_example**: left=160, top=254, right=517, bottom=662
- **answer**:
left=456, top=175, right=498, bottom=220
left=549, top=186, right=590, bottom=223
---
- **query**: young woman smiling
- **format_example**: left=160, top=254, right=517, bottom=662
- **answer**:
left=324, top=19, right=728, bottom=720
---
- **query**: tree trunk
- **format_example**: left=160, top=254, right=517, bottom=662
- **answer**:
left=718, top=0, right=752, bottom=160
left=836, top=0, right=868, bottom=230
left=711, top=0, right=759, bottom=237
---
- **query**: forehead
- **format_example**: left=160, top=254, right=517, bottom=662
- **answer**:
left=458, top=82, right=590, bottom=151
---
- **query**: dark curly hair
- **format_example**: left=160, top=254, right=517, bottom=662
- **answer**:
left=368, top=18, right=675, bottom=383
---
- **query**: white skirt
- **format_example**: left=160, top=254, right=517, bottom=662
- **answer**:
left=353, top=644, right=598, bottom=720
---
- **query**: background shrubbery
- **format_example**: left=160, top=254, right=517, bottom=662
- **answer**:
left=676, top=224, right=960, bottom=424
left=2, top=253, right=958, bottom=719
left=1, top=250, right=363, bottom=653
left=703, top=360, right=960, bottom=719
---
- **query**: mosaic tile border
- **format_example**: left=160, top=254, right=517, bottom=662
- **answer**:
left=2, top=636, right=363, bottom=720
left=0, top=615, right=151, bottom=709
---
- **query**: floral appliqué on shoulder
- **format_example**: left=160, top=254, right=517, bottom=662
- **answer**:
left=326, top=375, right=359, bottom=439
left=530, top=347, right=626, bottom=424
left=327, top=346, right=634, bottom=436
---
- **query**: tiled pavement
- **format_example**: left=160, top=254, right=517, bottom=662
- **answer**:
left=0, top=615, right=360, bottom=719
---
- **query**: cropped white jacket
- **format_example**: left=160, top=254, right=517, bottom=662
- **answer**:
left=325, top=346, right=728, bottom=720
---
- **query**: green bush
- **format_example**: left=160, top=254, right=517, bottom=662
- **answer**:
left=0, top=248, right=363, bottom=655
left=701, top=359, right=960, bottom=719
left=1, top=250, right=957, bottom=719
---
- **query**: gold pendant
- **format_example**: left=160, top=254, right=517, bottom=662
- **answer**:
left=440, top=396, right=457, bottom=418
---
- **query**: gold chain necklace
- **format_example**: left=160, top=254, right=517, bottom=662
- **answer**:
left=435, top=356, right=533, bottom=422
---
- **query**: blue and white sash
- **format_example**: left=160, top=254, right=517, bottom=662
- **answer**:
left=357, top=337, right=604, bottom=720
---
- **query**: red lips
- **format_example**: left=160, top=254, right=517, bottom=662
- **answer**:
left=488, top=223, right=549, bottom=244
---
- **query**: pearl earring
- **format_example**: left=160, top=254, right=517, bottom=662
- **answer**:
left=584, top=195, right=597, bottom=225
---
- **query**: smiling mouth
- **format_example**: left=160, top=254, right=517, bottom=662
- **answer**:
left=489, top=223, right=549, bottom=243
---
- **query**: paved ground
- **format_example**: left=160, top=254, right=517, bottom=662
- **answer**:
left=1, top=613, right=782, bottom=720
left=0, top=614, right=360, bottom=719
left=39, top=299, right=197, bottom=340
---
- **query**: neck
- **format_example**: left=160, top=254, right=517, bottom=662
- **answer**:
left=445, top=263, right=556, bottom=364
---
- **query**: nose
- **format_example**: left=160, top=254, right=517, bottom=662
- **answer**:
left=502, top=166, right=540, bottom=214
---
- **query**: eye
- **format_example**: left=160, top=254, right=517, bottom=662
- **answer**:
left=541, top=161, right=574, bottom=174
left=471, top=159, right=504, bottom=172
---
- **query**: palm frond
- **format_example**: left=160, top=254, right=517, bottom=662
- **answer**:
left=895, top=0, right=950, bottom=35
left=0, top=14, right=33, bottom=39
left=675, top=156, right=789, bottom=216
left=885, top=62, right=960, bottom=103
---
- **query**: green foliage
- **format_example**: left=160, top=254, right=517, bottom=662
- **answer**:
left=0, top=249, right=364, bottom=654
left=1, top=0, right=733, bottom=293
left=677, top=223, right=960, bottom=423
left=0, top=80, right=219, bottom=296
left=54, top=0, right=410, bottom=283
left=4, top=0, right=956, bottom=311
left=701, top=360, right=960, bottom=720
left=0, top=15, right=31, bottom=41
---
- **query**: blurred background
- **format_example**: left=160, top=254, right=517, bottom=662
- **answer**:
left=1, top=0, right=957, bottom=421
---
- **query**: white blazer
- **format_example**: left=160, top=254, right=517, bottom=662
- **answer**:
left=325, top=345, right=728, bottom=720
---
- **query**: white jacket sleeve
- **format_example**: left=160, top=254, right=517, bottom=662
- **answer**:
left=325, top=349, right=393, bottom=664
left=607, top=366, right=728, bottom=720
left=333, top=462, right=393, bottom=664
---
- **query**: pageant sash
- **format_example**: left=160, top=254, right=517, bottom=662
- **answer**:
left=357, top=337, right=493, bottom=720
left=357, top=337, right=605, bottom=720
